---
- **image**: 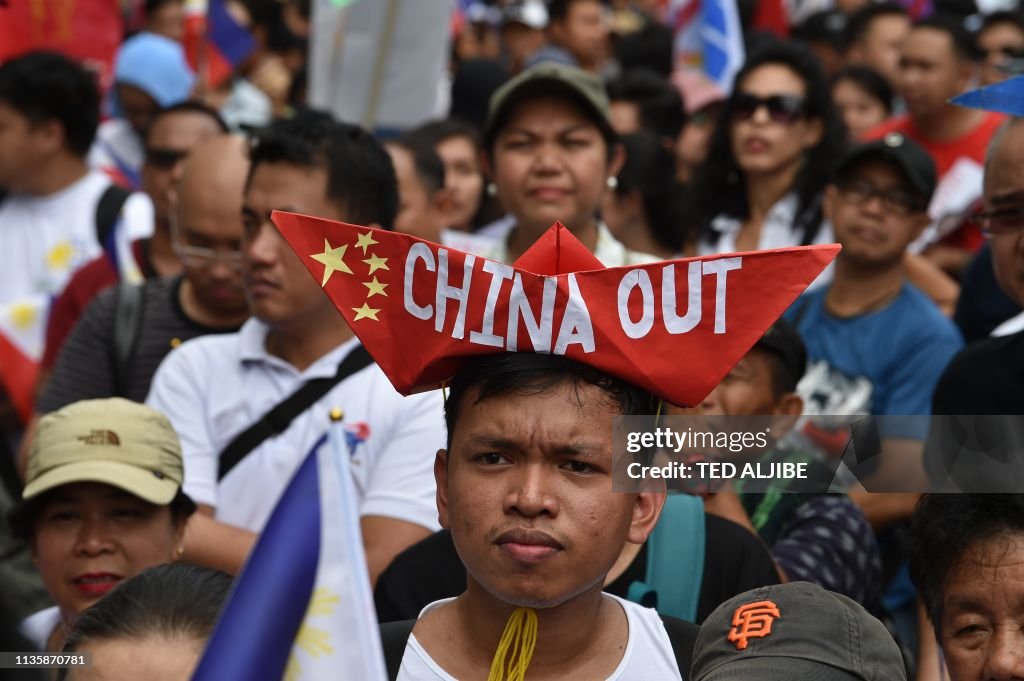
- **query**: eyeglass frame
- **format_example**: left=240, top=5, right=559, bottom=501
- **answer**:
left=833, top=177, right=928, bottom=217
left=169, top=214, right=246, bottom=270
left=974, top=205, right=1024, bottom=237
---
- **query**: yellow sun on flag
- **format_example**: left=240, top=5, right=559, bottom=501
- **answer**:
left=46, top=241, right=73, bottom=272
left=9, top=302, right=37, bottom=330
left=283, top=589, right=341, bottom=681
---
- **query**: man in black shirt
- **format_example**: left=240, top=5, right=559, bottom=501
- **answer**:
left=929, top=117, right=1024, bottom=491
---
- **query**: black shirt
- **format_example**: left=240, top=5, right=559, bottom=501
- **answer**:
left=374, top=515, right=779, bottom=625
left=928, top=330, right=1024, bottom=490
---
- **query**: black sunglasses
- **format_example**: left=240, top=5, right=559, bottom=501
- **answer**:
left=145, top=147, right=188, bottom=169
left=731, top=93, right=807, bottom=124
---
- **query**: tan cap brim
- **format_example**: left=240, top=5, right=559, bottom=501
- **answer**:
left=22, top=459, right=179, bottom=505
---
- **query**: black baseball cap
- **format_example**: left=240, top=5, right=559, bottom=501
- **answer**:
left=835, top=132, right=937, bottom=204
left=754, top=320, right=807, bottom=393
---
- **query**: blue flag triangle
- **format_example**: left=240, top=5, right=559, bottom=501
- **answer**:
left=952, top=76, right=1024, bottom=116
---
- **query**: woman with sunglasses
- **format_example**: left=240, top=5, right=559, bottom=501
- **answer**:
left=691, top=41, right=846, bottom=257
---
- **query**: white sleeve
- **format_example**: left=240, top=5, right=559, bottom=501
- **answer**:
left=121, top=192, right=154, bottom=240
left=359, top=387, right=445, bottom=531
left=146, top=344, right=219, bottom=509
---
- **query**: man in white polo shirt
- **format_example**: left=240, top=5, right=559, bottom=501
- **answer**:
left=147, top=112, right=444, bottom=582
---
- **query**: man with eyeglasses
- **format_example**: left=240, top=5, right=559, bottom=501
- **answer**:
left=30, top=135, right=249, bottom=427
left=932, top=117, right=1024, bottom=428
left=41, top=101, right=230, bottom=387
left=786, top=134, right=962, bottom=508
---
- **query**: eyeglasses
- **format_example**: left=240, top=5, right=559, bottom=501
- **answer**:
left=145, top=147, right=188, bottom=170
left=730, top=93, right=806, bottom=125
left=975, top=206, right=1024, bottom=237
left=170, top=218, right=245, bottom=270
left=836, top=178, right=925, bottom=217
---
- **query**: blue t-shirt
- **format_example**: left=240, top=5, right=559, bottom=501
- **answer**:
left=785, top=283, right=963, bottom=440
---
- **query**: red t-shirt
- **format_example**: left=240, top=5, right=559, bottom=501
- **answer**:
left=863, top=112, right=1006, bottom=252
left=42, top=239, right=154, bottom=371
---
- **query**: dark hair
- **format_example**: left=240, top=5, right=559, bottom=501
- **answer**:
left=58, top=564, right=232, bottom=670
left=0, top=52, right=100, bottom=157
left=691, top=40, right=847, bottom=244
left=451, top=59, right=510, bottom=133
left=389, top=136, right=446, bottom=196
left=606, top=69, right=687, bottom=142
left=407, top=118, right=483, bottom=153
left=843, top=2, right=907, bottom=51
left=548, top=0, right=610, bottom=23
left=443, top=353, right=658, bottom=451
left=980, top=10, right=1024, bottom=38
left=912, top=14, right=981, bottom=61
left=248, top=111, right=399, bottom=229
left=144, top=0, right=181, bottom=15
left=145, top=100, right=229, bottom=145
left=614, top=19, right=675, bottom=78
left=614, top=132, right=688, bottom=253
left=6, top=488, right=196, bottom=542
left=830, top=66, right=894, bottom=116
left=907, top=494, right=1024, bottom=631
left=792, top=9, right=847, bottom=46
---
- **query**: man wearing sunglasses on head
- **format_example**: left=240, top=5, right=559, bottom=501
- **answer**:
left=785, top=134, right=962, bottom=515
left=27, top=135, right=250, bottom=458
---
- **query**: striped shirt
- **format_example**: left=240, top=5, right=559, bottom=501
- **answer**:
left=37, top=276, right=241, bottom=413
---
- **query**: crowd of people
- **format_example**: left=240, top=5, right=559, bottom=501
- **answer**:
left=2, top=0, right=1024, bottom=679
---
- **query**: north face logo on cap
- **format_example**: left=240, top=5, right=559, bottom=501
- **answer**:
left=728, top=600, right=780, bottom=650
left=77, top=430, right=121, bottom=446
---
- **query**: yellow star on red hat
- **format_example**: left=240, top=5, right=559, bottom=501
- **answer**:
left=355, top=231, right=379, bottom=255
left=363, top=277, right=388, bottom=298
left=310, top=239, right=353, bottom=286
left=363, top=253, right=389, bottom=275
left=352, top=303, right=381, bottom=321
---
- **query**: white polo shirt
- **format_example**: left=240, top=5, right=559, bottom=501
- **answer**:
left=146, top=318, right=445, bottom=533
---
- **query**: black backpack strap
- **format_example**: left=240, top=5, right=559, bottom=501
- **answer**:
left=380, top=619, right=416, bottom=681
left=112, top=281, right=145, bottom=395
left=218, top=345, right=375, bottom=480
left=95, top=184, right=132, bottom=249
left=659, top=614, right=699, bottom=679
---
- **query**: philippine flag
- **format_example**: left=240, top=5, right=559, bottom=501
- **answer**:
left=192, top=414, right=387, bottom=681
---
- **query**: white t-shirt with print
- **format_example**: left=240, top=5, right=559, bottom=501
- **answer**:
left=396, top=594, right=683, bottom=681
left=0, top=170, right=152, bottom=302
left=146, top=319, right=445, bottom=533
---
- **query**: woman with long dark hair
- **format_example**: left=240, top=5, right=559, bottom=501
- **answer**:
left=692, top=41, right=847, bottom=255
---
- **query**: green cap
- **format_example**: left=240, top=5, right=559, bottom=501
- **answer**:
left=24, top=398, right=184, bottom=505
left=692, top=582, right=907, bottom=681
left=483, top=62, right=616, bottom=149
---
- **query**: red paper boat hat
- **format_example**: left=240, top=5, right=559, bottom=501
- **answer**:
left=271, top=212, right=839, bottom=407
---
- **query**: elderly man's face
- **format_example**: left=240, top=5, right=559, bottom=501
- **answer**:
left=983, top=122, right=1024, bottom=306
left=436, top=380, right=662, bottom=608
left=939, top=534, right=1024, bottom=681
